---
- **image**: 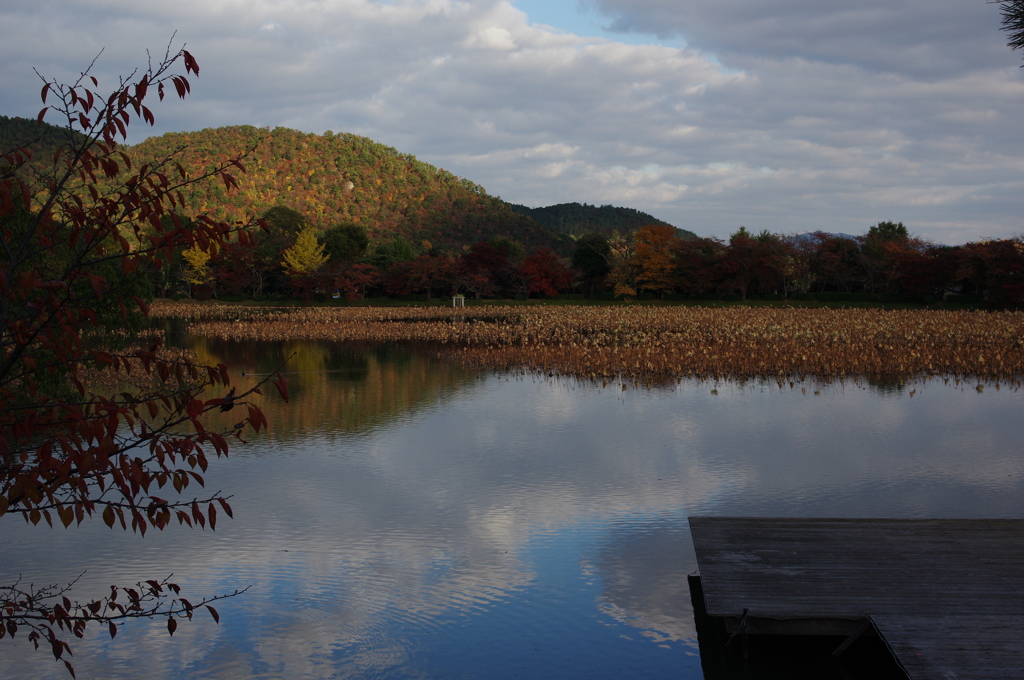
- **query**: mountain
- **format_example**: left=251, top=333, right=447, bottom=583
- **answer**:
left=126, top=125, right=573, bottom=253
left=509, top=202, right=697, bottom=240
left=2, top=117, right=691, bottom=253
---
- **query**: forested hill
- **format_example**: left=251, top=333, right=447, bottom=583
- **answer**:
left=124, top=125, right=574, bottom=252
left=2, top=117, right=688, bottom=252
left=509, top=202, right=696, bottom=240
left=0, top=115, right=88, bottom=169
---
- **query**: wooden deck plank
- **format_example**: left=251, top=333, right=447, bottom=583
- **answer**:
left=689, top=517, right=1024, bottom=679
left=872, top=614, right=1024, bottom=680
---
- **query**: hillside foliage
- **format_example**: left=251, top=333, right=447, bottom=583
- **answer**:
left=125, top=125, right=570, bottom=253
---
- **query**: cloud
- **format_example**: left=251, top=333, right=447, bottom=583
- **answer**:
left=464, top=25, right=517, bottom=50
left=1, top=0, right=1022, bottom=243
left=583, top=0, right=1012, bottom=75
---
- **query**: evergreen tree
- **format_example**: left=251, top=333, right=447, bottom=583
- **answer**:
left=322, top=222, right=369, bottom=261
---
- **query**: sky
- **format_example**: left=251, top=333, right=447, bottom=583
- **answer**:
left=1, top=0, right=1023, bottom=244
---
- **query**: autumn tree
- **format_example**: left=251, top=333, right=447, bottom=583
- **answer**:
left=0, top=43, right=287, bottom=676
left=518, top=247, right=574, bottom=297
left=633, top=224, right=679, bottom=296
left=809, top=232, right=863, bottom=293
left=281, top=227, right=328, bottom=275
left=383, top=253, right=463, bottom=299
left=181, top=244, right=214, bottom=298
left=211, top=239, right=261, bottom=298
left=718, top=228, right=756, bottom=299
left=280, top=227, right=329, bottom=301
left=331, top=262, right=381, bottom=300
left=459, top=242, right=512, bottom=298
left=954, top=239, right=1024, bottom=304
left=605, top=230, right=640, bottom=299
left=673, top=237, right=724, bottom=298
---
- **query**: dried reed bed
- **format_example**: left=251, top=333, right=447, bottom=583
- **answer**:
left=152, top=302, right=1024, bottom=383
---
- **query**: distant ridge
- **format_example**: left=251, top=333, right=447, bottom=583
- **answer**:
left=509, top=202, right=697, bottom=240
left=790, top=231, right=860, bottom=243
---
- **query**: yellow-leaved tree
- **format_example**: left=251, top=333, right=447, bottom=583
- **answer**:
left=182, top=245, right=213, bottom=284
left=281, top=227, right=328, bottom=275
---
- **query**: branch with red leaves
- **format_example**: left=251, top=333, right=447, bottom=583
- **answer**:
left=0, top=38, right=284, bottom=677
left=0, top=574, right=248, bottom=679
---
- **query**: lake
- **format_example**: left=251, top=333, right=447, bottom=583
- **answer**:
left=2, top=336, right=1023, bottom=679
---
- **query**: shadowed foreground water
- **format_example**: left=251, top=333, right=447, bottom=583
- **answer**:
left=2, top=340, right=1022, bottom=679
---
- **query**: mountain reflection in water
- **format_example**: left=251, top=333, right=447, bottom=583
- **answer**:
left=1, top=338, right=1023, bottom=680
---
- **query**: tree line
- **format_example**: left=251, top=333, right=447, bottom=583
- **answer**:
left=170, top=213, right=1024, bottom=306
left=575, top=222, right=1024, bottom=305
left=169, top=205, right=573, bottom=301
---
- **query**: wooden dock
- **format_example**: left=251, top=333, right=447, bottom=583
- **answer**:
left=689, top=517, right=1024, bottom=680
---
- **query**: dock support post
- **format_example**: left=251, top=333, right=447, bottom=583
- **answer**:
left=830, top=619, right=873, bottom=659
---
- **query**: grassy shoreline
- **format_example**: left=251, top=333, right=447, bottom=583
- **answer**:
left=152, top=295, right=991, bottom=312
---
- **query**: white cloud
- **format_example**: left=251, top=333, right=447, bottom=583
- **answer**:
left=465, top=25, right=517, bottom=50
left=1, top=0, right=1022, bottom=243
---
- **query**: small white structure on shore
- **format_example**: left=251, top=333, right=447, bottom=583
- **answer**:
left=452, top=295, right=465, bottom=308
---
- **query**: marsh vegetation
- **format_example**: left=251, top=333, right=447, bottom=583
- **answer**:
left=155, top=302, right=1024, bottom=384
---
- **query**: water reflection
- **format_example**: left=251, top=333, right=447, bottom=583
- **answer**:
left=1, top=339, right=1023, bottom=679
left=588, top=517, right=699, bottom=645
left=188, top=337, right=481, bottom=441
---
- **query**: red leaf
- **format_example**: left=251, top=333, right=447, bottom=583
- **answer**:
left=87, top=273, right=106, bottom=300
left=247, top=405, right=263, bottom=433
left=37, top=107, right=48, bottom=124
left=273, top=373, right=289, bottom=403
left=183, top=50, right=200, bottom=76
left=167, top=617, right=176, bottom=636
left=132, top=296, right=150, bottom=317
left=41, top=83, right=51, bottom=103
left=206, top=605, right=219, bottom=624
left=108, top=622, right=117, bottom=639
left=18, top=179, right=31, bottom=212
left=172, top=77, right=188, bottom=100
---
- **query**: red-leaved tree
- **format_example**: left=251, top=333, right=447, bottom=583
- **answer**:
left=0, top=42, right=287, bottom=676
left=518, top=247, right=574, bottom=297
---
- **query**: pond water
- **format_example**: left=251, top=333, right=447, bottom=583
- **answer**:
left=2, top=337, right=1024, bottom=680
